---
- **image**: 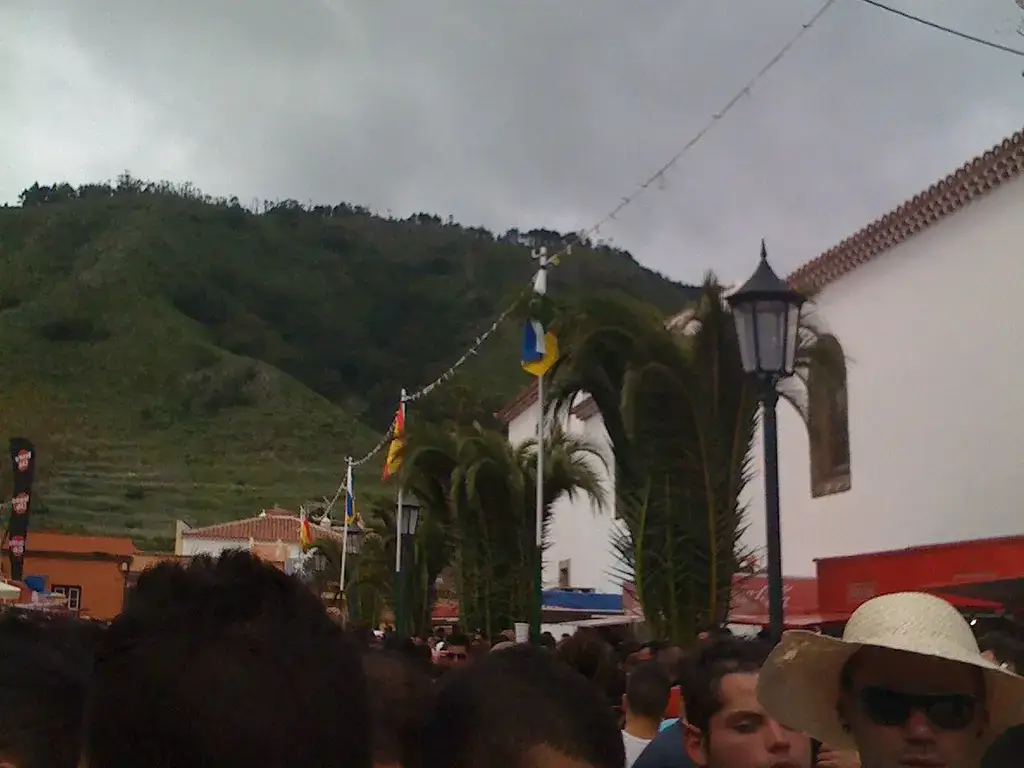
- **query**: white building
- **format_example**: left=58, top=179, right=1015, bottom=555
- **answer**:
left=741, top=127, right=1024, bottom=576
left=502, top=126, right=1024, bottom=588
left=175, top=507, right=351, bottom=571
left=499, top=390, right=621, bottom=594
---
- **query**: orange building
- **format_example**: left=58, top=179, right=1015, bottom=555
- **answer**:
left=1, top=532, right=138, bottom=620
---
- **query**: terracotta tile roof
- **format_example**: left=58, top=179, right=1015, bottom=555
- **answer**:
left=131, top=553, right=189, bottom=570
left=496, top=381, right=605, bottom=426
left=496, top=382, right=540, bottom=424
left=181, top=507, right=352, bottom=545
left=788, top=128, right=1024, bottom=292
left=2, top=531, right=139, bottom=557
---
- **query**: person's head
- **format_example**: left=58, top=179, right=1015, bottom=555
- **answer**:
left=84, top=550, right=372, bottom=768
left=656, top=644, right=687, bottom=686
left=837, top=646, right=988, bottom=768
left=405, top=640, right=434, bottom=671
left=363, top=650, right=434, bottom=768
left=438, top=633, right=470, bottom=667
left=759, top=592, right=1024, bottom=768
left=556, top=629, right=614, bottom=683
left=422, top=644, right=624, bottom=768
left=681, top=636, right=811, bottom=768
left=623, top=661, right=671, bottom=724
left=0, top=611, right=102, bottom=768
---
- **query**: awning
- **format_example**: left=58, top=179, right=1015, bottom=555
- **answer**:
left=0, top=581, right=20, bottom=601
left=620, top=576, right=832, bottom=628
left=555, top=615, right=644, bottom=629
left=816, top=534, right=1024, bottom=615
left=727, top=575, right=833, bottom=627
left=542, top=590, right=623, bottom=613
left=431, top=600, right=459, bottom=622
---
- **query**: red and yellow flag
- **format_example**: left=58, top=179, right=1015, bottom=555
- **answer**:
left=381, top=402, right=406, bottom=481
left=299, top=509, right=313, bottom=549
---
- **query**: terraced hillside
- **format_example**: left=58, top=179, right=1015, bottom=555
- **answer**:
left=0, top=177, right=700, bottom=548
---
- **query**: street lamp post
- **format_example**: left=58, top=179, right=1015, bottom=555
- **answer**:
left=345, top=527, right=363, bottom=624
left=727, top=240, right=806, bottom=644
left=396, top=493, right=421, bottom=637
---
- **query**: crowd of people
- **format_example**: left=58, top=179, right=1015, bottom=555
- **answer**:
left=1, top=549, right=1023, bottom=768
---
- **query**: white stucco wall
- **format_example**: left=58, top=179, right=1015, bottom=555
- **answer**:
left=507, top=394, right=621, bottom=593
left=740, top=173, right=1024, bottom=576
left=179, top=537, right=302, bottom=560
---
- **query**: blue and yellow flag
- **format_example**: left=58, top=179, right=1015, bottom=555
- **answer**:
left=345, top=462, right=356, bottom=525
left=522, top=319, right=559, bottom=377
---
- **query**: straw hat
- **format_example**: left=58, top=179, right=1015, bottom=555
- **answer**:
left=757, top=592, right=1024, bottom=750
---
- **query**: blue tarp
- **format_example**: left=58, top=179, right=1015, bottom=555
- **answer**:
left=542, top=590, right=622, bottom=613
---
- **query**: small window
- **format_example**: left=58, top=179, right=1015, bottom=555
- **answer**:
left=51, top=584, right=82, bottom=612
left=807, top=335, right=851, bottom=498
left=558, top=559, right=571, bottom=589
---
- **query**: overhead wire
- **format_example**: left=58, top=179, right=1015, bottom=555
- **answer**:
left=855, top=0, right=1024, bottom=57
left=326, top=0, right=841, bottom=503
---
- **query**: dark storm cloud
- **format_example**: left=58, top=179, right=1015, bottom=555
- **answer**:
left=3, top=0, right=1023, bottom=281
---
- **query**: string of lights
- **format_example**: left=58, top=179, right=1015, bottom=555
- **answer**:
left=328, top=0, right=840, bottom=494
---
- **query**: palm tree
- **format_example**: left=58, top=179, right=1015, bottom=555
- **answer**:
left=401, top=421, right=608, bottom=638
left=548, top=277, right=841, bottom=642
left=313, top=497, right=448, bottom=636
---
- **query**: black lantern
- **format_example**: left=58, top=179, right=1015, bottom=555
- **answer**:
left=395, top=492, right=422, bottom=637
left=727, top=240, right=807, bottom=645
left=399, top=493, right=421, bottom=536
left=727, top=240, right=806, bottom=379
left=345, top=527, right=363, bottom=556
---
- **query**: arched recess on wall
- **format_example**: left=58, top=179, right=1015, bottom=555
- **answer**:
left=807, top=334, right=851, bottom=498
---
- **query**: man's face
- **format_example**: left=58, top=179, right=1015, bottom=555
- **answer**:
left=684, top=671, right=812, bottom=768
left=439, top=643, right=469, bottom=667
left=840, top=647, right=987, bottom=768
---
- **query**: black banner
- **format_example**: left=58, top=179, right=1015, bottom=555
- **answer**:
left=7, top=438, right=36, bottom=581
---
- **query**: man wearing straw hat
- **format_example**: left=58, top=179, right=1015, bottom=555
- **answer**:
left=758, top=592, right=1024, bottom=768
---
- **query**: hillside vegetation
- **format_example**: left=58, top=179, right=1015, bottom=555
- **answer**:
left=0, top=175, right=699, bottom=549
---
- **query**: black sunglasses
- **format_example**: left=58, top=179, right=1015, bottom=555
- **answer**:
left=858, top=686, right=977, bottom=731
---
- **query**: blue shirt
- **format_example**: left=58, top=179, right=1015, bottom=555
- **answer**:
left=631, top=720, right=692, bottom=768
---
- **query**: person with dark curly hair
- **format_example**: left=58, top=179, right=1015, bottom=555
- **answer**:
left=363, top=650, right=434, bottom=768
left=83, top=550, right=372, bottom=768
left=422, top=644, right=624, bottom=768
left=0, top=610, right=102, bottom=768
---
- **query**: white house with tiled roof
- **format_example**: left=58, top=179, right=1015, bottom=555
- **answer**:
left=501, top=126, right=1024, bottom=589
left=742, top=127, right=1024, bottom=576
left=498, top=391, right=618, bottom=593
left=176, top=506, right=351, bottom=562
left=497, top=306, right=702, bottom=595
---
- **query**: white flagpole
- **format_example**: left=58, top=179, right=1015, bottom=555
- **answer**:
left=394, top=389, right=407, bottom=633
left=339, top=457, right=353, bottom=610
left=530, top=247, right=552, bottom=641
left=394, top=390, right=407, bottom=575
left=535, top=377, right=544, bottom=550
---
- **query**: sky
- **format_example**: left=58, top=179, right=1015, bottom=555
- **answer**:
left=3, top=0, right=1024, bottom=284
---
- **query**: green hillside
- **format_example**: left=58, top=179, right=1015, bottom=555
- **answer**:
left=0, top=176, right=699, bottom=549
